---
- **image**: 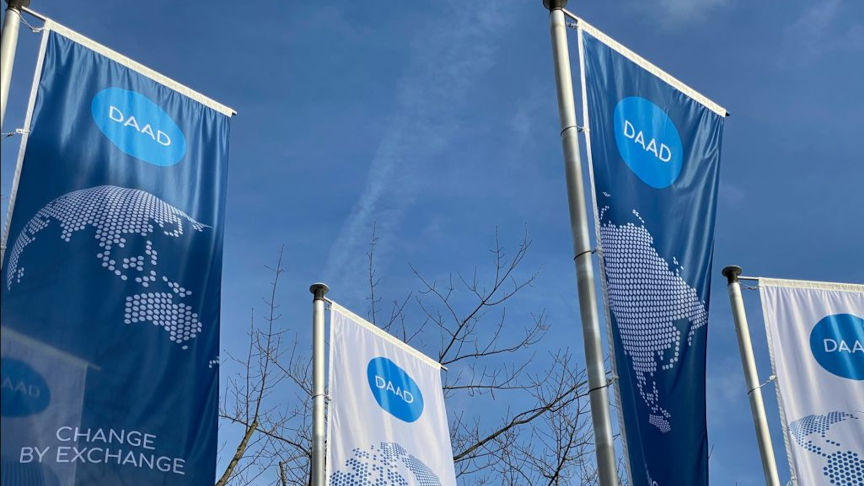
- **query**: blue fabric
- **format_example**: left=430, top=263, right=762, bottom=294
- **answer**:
left=1, top=32, right=229, bottom=485
left=582, top=30, right=724, bottom=486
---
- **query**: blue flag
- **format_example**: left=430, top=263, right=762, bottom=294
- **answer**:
left=1, top=24, right=231, bottom=485
left=578, top=23, right=725, bottom=486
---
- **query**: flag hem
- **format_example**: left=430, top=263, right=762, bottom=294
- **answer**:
left=757, top=277, right=864, bottom=293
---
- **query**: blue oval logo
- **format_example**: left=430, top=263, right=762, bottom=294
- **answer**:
left=91, top=87, right=187, bottom=166
left=809, top=313, right=864, bottom=380
left=613, top=97, right=683, bottom=189
left=367, top=357, right=424, bottom=423
left=1, top=358, right=51, bottom=417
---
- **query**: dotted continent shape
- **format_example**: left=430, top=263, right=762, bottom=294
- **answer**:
left=598, top=208, right=708, bottom=433
left=790, top=412, right=864, bottom=486
left=329, top=442, right=442, bottom=486
left=6, top=185, right=208, bottom=349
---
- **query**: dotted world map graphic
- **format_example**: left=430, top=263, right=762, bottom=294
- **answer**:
left=790, top=411, right=863, bottom=485
left=330, top=442, right=441, bottom=486
left=6, top=185, right=208, bottom=349
left=598, top=202, right=708, bottom=433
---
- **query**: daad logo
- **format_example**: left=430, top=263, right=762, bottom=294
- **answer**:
left=91, top=87, right=187, bottom=166
left=613, top=97, right=683, bottom=189
left=367, top=357, right=424, bottom=423
left=1, top=358, right=51, bottom=417
left=809, top=313, right=864, bottom=380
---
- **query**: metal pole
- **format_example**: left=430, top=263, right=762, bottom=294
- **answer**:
left=722, top=266, right=781, bottom=486
left=310, top=283, right=329, bottom=486
left=1, top=0, right=29, bottom=129
left=544, top=1, right=618, bottom=484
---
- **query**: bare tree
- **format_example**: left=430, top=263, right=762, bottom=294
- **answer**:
left=217, top=248, right=310, bottom=486
left=217, top=230, right=626, bottom=485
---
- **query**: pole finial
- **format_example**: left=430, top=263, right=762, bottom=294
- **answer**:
left=722, top=265, right=743, bottom=285
left=310, top=283, right=329, bottom=300
left=6, top=0, right=31, bottom=9
left=543, top=0, right=568, bottom=10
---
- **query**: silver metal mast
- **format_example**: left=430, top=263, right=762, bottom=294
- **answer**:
left=310, top=283, right=329, bottom=486
left=722, top=266, right=781, bottom=486
left=544, top=1, right=618, bottom=484
left=0, top=0, right=28, bottom=128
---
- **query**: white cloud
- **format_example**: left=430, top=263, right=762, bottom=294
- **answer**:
left=322, top=2, right=513, bottom=297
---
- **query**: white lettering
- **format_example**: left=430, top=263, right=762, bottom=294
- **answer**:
left=70, top=447, right=87, bottom=463
left=824, top=339, right=864, bottom=353
left=108, top=107, right=173, bottom=147
left=109, top=105, right=124, bottom=122
left=57, top=426, right=73, bottom=441
left=375, top=376, right=386, bottom=389
left=157, top=130, right=171, bottom=146
left=123, top=115, right=141, bottom=131
left=1, top=377, right=41, bottom=397
left=87, top=448, right=103, bottom=463
left=156, top=456, right=173, bottom=472
left=74, top=428, right=91, bottom=442
left=105, top=448, right=122, bottom=464
left=624, top=120, right=636, bottom=139
left=646, top=138, right=659, bottom=158
left=140, top=124, right=156, bottom=140
left=56, top=446, right=71, bottom=463
left=622, top=119, right=675, bottom=163
left=122, top=450, right=139, bottom=466
left=126, top=431, right=143, bottom=447
left=19, top=446, right=49, bottom=463
left=659, top=143, right=672, bottom=162
left=402, top=390, right=414, bottom=404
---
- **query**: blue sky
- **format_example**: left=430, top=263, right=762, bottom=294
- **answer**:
left=2, top=0, right=863, bottom=484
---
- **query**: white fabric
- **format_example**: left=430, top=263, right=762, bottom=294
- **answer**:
left=759, top=280, right=864, bottom=485
left=325, top=304, right=457, bottom=486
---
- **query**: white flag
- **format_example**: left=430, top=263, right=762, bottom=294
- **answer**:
left=325, top=303, right=457, bottom=486
left=759, top=279, right=864, bottom=485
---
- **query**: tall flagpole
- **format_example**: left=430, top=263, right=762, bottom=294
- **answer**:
left=722, top=266, right=781, bottom=486
left=0, top=0, right=28, bottom=128
left=310, top=283, right=329, bottom=486
left=544, top=1, right=618, bottom=484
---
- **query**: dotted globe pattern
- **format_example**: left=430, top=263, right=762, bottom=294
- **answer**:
left=790, top=412, right=863, bottom=486
left=330, top=442, right=442, bottom=486
left=598, top=206, right=708, bottom=433
left=125, top=292, right=201, bottom=349
left=6, top=185, right=209, bottom=349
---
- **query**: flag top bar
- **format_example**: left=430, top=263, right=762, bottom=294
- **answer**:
left=749, top=277, right=864, bottom=293
left=567, top=11, right=728, bottom=118
left=327, top=299, right=445, bottom=370
left=32, top=13, right=235, bottom=117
